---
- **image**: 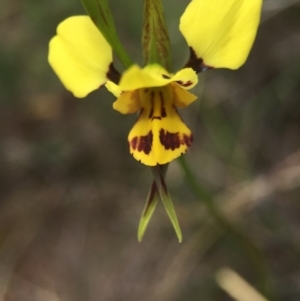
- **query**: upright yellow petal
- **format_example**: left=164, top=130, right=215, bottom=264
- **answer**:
left=48, top=16, right=112, bottom=98
left=180, top=0, right=262, bottom=69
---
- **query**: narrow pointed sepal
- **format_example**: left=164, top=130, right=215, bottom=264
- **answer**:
left=152, top=166, right=182, bottom=242
left=138, top=182, right=159, bottom=242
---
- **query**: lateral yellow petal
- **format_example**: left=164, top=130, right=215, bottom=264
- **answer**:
left=119, top=64, right=170, bottom=91
left=105, top=81, right=122, bottom=97
left=172, top=83, right=197, bottom=108
left=48, top=16, right=112, bottom=98
left=128, top=86, right=193, bottom=166
left=171, top=68, right=198, bottom=90
left=113, top=90, right=141, bottom=114
left=180, top=0, right=262, bottom=69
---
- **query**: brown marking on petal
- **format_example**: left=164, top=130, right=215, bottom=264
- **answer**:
left=139, top=131, right=153, bottom=154
left=130, top=131, right=153, bottom=154
left=106, top=63, right=121, bottom=84
left=130, top=137, right=138, bottom=150
left=184, top=47, right=213, bottom=73
left=184, top=134, right=193, bottom=147
left=159, top=129, right=193, bottom=151
left=176, top=80, right=193, bottom=87
left=148, top=91, right=155, bottom=119
left=162, top=74, right=170, bottom=79
left=159, top=130, right=180, bottom=150
left=159, top=91, right=167, bottom=118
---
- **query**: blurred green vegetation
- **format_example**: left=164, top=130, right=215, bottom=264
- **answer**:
left=0, top=1, right=300, bottom=301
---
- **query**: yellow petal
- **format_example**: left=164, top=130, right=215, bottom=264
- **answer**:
left=128, top=86, right=193, bottom=166
left=119, top=64, right=171, bottom=91
left=171, top=68, right=198, bottom=89
left=172, top=83, right=198, bottom=108
left=113, top=90, right=141, bottom=114
left=48, top=16, right=112, bottom=98
left=180, top=0, right=262, bottom=69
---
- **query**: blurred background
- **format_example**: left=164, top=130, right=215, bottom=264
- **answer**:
left=1, top=0, right=300, bottom=300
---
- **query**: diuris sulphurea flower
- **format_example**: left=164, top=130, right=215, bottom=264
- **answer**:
left=48, top=0, right=262, bottom=166
left=48, top=16, right=198, bottom=166
left=106, top=64, right=198, bottom=166
left=48, top=0, right=262, bottom=240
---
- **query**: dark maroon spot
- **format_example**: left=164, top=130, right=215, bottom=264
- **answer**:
left=152, top=116, right=162, bottom=120
left=130, top=137, right=138, bottom=150
left=184, top=134, right=193, bottom=147
left=176, top=80, right=193, bottom=87
left=159, top=91, right=167, bottom=118
left=184, top=47, right=213, bottom=73
left=106, top=63, right=121, bottom=84
left=159, top=129, right=180, bottom=150
left=159, top=129, right=193, bottom=150
left=144, top=88, right=149, bottom=93
left=130, top=131, right=153, bottom=154
left=162, top=74, right=171, bottom=79
left=138, top=131, right=153, bottom=154
left=148, top=91, right=155, bottom=119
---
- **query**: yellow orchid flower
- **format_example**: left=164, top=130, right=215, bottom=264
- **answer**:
left=48, top=0, right=262, bottom=167
left=107, top=65, right=198, bottom=166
